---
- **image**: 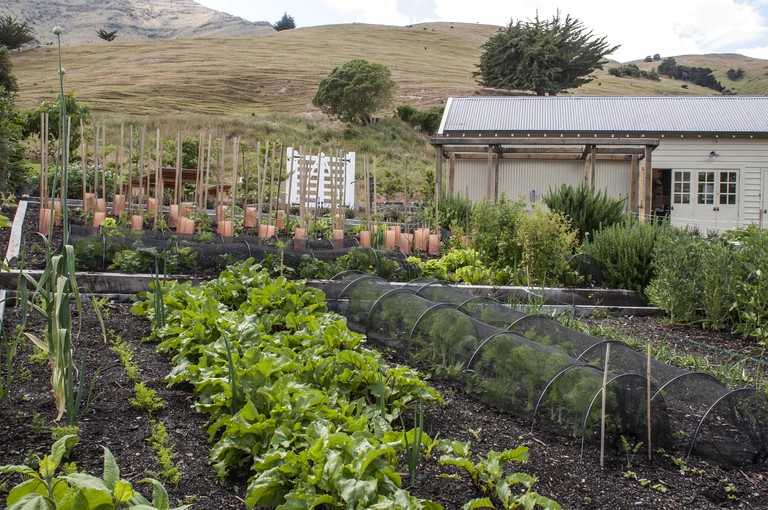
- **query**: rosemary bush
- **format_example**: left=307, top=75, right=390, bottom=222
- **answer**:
left=543, top=182, right=626, bottom=244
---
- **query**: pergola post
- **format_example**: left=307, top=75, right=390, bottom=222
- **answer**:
left=630, top=155, right=639, bottom=214
left=486, top=145, right=493, bottom=199
left=448, top=153, right=456, bottom=195
left=435, top=146, right=443, bottom=234
left=643, top=145, right=653, bottom=222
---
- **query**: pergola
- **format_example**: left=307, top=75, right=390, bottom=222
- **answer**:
left=429, top=136, right=660, bottom=230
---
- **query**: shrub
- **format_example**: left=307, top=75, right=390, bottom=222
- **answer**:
left=469, top=195, right=526, bottom=270
left=543, top=183, right=626, bottom=244
left=583, top=219, right=662, bottom=292
left=514, top=206, right=578, bottom=285
left=730, top=228, right=768, bottom=341
left=698, top=239, right=735, bottom=331
left=646, top=227, right=703, bottom=325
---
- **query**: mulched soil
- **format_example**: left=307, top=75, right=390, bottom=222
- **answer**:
left=1, top=204, right=767, bottom=509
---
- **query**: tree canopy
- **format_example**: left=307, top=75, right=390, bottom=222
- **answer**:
left=97, top=29, right=118, bottom=42
left=474, top=12, right=619, bottom=95
left=273, top=12, right=296, bottom=31
left=23, top=92, right=90, bottom=157
left=313, top=59, right=396, bottom=124
left=0, top=15, right=35, bottom=50
left=0, top=45, right=18, bottom=93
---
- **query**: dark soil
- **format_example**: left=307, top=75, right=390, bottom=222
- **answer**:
left=1, top=204, right=767, bottom=509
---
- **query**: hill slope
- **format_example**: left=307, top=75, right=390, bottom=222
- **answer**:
left=10, top=22, right=768, bottom=117
left=0, top=0, right=273, bottom=46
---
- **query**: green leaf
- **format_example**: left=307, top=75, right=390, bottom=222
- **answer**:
left=102, top=447, right=119, bottom=491
left=245, top=467, right=288, bottom=508
left=337, top=478, right=377, bottom=506
left=140, top=477, right=170, bottom=509
left=62, top=473, right=109, bottom=492
left=6, top=493, right=49, bottom=510
left=463, top=497, right=495, bottom=509
left=50, top=434, right=80, bottom=469
left=113, top=480, right=134, bottom=505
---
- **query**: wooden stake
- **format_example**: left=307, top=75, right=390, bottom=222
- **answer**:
left=268, top=142, right=275, bottom=227
left=155, top=129, right=162, bottom=229
left=647, top=342, right=653, bottom=461
left=102, top=121, right=107, bottom=203
left=231, top=137, right=239, bottom=225
left=94, top=121, right=100, bottom=204
left=364, top=156, right=371, bottom=233
left=203, top=133, right=212, bottom=216
left=139, top=126, right=146, bottom=215
left=600, top=343, right=611, bottom=468
left=174, top=131, right=181, bottom=207
left=79, top=118, right=86, bottom=206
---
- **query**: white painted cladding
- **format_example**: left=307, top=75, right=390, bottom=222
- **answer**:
left=451, top=137, right=768, bottom=231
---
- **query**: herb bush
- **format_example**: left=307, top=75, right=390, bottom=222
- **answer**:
left=543, top=182, right=626, bottom=244
left=469, top=196, right=526, bottom=270
left=727, top=227, right=768, bottom=341
left=583, top=219, right=663, bottom=292
left=646, top=227, right=703, bottom=325
left=514, top=206, right=578, bottom=286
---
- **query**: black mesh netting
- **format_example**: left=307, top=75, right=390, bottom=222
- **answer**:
left=323, top=274, right=768, bottom=465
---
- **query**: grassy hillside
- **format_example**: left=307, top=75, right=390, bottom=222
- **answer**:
left=13, top=22, right=767, bottom=118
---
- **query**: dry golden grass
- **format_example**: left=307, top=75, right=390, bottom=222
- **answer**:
left=14, top=22, right=767, bottom=119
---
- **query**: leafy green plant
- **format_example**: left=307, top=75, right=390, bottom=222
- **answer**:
left=437, top=441, right=560, bottom=509
left=130, top=382, right=164, bottom=414
left=470, top=196, right=525, bottom=270
left=646, top=227, right=703, bottom=325
left=146, top=421, right=182, bottom=488
left=51, top=425, right=79, bottom=440
left=111, top=336, right=140, bottom=381
left=583, top=219, right=662, bottom=292
left=620, top=435, right=643, bottom=470
left=730, top=228, right=768, bottom=342
left=0, top=434, right=190, bottom=509
left=543, top=182, right=626, bottom=244
left=514, top=206, right=578, bottom=286
left=401, top=397, right=425, bottom=487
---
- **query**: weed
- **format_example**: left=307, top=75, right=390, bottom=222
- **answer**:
left=31, top=412, right=47, bottom=435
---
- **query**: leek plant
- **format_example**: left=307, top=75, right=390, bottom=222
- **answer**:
left=18, top=26, right=93, bottom=425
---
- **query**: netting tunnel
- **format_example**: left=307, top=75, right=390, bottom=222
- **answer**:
left=323, top=273, right=768, bottom=465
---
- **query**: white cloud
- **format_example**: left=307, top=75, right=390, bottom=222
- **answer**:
left=323, top=0, right=410, bottom=25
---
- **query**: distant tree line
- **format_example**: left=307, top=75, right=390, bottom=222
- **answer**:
left=607, top=64, right=660, bottom=81
left=657, top=57, right=724, bottom=92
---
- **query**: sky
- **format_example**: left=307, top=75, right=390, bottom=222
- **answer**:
left=195, top=0, right=768, bottom=62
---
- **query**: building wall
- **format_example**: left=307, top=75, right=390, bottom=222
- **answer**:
left=449, top=136, right=768, bottom=232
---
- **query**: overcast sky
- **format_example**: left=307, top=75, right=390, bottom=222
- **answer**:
left=195, top=0, right=768, bottom=62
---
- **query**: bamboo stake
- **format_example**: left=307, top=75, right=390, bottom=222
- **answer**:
left=79, top=119, right=86, bottom=207
left=218, top=134, right=226, bottom=222
left=647, top=342, right=653, bottom=461
left=275, top=141, right=284, bottom=220
left=230, top=137, right=239, bottom=225
left=203, top=133, right=212, bottom=217
left=404, top=156, right=409, bottom=241
left=102, top=121, right=107, bottom=203
left=365, top=156, right=371, bottom=233
left=139, top=126, right=146, bottom=216
left=196, top=132, right=204, bottom=212
left=155, top=129, right=162, bottom=229
left=260, top=141, right=270, bottom=226
left=129, top=126, right=134, bottom=214
left=268, top=142, right=275, bottom=227
left=94, top=121, right=100, bottom=205
left=372, top=157, right=378, bottom=217
left=118, top=123, right=124, bottom=200
left=254, top=141, right=262, bottom=228
left=40, top=114, right=46, bottom=208
left=286, top=146, right=295, bottom=220
left=174, top=131, right=181, bottom=207
left=600, top=343, right=611, bottom=468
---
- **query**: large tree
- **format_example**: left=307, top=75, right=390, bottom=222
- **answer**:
left=0, top=45, right=18, bottom=93
left=0, top=15, right=35, bottom=50
left=273, top=12, right=296, bottom=31
left=313, top=59, right=396, bottom=124
left=474, top=12, right=619, bottom=95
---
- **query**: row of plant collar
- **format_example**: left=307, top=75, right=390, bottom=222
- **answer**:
left=131, top=260, right=560, bottom=509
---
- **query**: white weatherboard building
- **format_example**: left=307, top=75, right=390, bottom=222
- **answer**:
left=431, top=96, right=768, bottom=232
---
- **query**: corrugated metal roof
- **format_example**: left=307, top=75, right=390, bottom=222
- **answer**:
left=438, top=96, right=768, bottom=135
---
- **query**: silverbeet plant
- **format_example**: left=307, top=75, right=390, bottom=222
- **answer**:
left=133, top=259, right=445, bottom=509
left=0, top=434, right=189, bottom=509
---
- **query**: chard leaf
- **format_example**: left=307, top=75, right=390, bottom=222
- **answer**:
left=101, top=447, right=119, bottom=491
left=337, top=478, right=378, bottom=506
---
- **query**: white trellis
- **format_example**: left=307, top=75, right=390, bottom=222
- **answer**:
left=287, top=147, right=355, bottom=209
